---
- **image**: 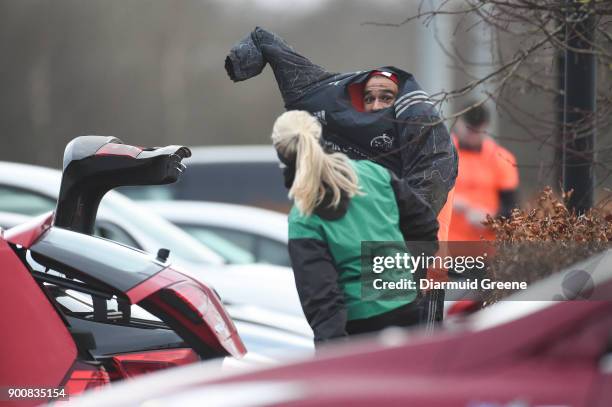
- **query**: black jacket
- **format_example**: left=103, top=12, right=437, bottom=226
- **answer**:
left=225, top=27, right=458, bottom=214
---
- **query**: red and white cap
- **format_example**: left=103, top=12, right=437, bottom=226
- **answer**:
left=369, top=70, right=399, bottom=85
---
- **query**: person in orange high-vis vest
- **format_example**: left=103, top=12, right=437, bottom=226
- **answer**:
left=449, top=104, right=519, bottom=241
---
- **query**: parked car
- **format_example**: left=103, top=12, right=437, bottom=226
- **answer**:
left=118, top=145, right=291, bottom=213
left=226, top=304, right=313, bottom=358
left=143, top=201, right=290, bottom=267
left=0, top=161, right=224, bottom=265
left=0, top=211, right=31, bottom=229
left=0, top=161, right=309, bottom=324
left=0, top=136, right=246, bottom=403
left=67, top=248, right=612, bottom=406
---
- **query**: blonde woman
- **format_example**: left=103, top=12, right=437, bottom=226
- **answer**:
left=272, top=111, right=439, bottom=345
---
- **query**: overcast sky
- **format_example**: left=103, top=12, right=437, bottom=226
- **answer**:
left=212, top=0, right=404, bottom=15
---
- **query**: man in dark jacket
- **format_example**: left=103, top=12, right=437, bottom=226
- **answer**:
left=225, top=27, right=457, bottom=217
left=225, top=27, right=456, bottom=323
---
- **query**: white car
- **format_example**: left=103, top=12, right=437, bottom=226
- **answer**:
left=0, top=211, right=31, bottom=229
left=0, top=162, right=313, bottom=344
left=0, top=162, right=223, bottom=265
left=143, top=201, right=290, bottom=266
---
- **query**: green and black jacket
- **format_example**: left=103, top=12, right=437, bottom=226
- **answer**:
left=288, top=160, right=438, bottom=343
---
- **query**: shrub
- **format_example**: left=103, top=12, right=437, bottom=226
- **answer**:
left=481, top=187, right=611, bottom=303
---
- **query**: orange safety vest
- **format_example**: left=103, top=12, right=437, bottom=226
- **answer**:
left=449, top=135, right=519, bottom=241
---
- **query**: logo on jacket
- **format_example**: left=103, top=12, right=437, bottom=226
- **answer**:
left=370, top=133, right=394, bottom=151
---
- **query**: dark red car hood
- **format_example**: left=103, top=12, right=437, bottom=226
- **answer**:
left=199, top=298, right=612, bottom=406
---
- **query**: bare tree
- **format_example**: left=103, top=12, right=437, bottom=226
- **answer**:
left=365, top=0, right=612, bottom=210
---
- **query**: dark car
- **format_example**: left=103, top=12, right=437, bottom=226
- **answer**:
left=0, top=136, right=245, bottom=404
left=118, top=145, right=291, bottom=213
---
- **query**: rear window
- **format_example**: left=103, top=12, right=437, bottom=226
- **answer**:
left=50, top=285, right=164, bottom=327
left=23, top=249, right=164, bottom=328
left=30, top=227, right=165, bottom=293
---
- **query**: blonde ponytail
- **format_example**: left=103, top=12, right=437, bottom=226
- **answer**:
left=271, top=110, right=362, bottom=216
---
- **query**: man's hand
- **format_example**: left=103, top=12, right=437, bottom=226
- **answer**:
left=453, top=198, right=488, bottom=228
left=465, top=208, right=488, bottom=228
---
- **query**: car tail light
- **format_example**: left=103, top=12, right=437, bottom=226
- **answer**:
left=64, top=362, right=110, bottom=396
left=131, top=268, right=246, bottom=358
left=447, top=299, right=481, bottom=317
left=107, top=348, right=199, bottom=379
left=161, top=282, right=231, bottom=341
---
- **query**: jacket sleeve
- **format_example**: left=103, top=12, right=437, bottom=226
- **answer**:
left=394, top=81, right=458, bottom=215
left=225, top=27, right=335, bottom=106
left=389, top=169, right=439, bottom=242
left=288, top=230, right=348, bottom=344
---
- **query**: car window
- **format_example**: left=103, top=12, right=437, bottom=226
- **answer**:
left=94, top=221, right=142, bottom=250
left=177, top=162, right=289, bottom=211
left=181, top=224, right=290, bottom=267
left=116, top=184, right=176, bottom=201
left=50, top=286, right=163, bottom=327
left=185, top=225, right=257, bottom=255
left=0, top=185, right=56, bottom=216
left=25, top=249, right=163, bottom=327
left=100, top=194, right=224, bottom=266
left=257, top=237, right=291, bottom=267
left=182, top=227, right=255, bottom=264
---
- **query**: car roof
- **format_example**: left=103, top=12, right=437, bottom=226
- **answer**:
left=0, top=161, right=62, bottom=197
left=186, top=145, right=277, bottom=164
left=0, top=161, right=144, bottom=211
left=143, top=200, right=288, bottom=243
